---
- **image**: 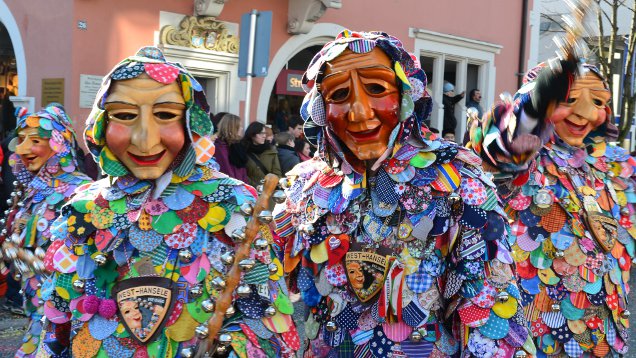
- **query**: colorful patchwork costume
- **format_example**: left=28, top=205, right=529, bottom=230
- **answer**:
left=469, top=61, right=635, bottom=356
left=274, top=31, right=534, bottom=357
left=38, top=48, right=297, bottom=357
left=0, top=105, right=92, bottom=357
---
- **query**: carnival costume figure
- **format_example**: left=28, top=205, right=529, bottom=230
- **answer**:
left=0, top=104, right=92, bottom=357
left=38, top=47, right=298, bottom=357
left=468, top=43, right=636, bottom=357
left=273, top=30, right=534, bottom=357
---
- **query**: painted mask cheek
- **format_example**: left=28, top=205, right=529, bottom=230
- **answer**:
left=591, top=108, right=607, bottom=128
left=548, top=106, right=571, bottom=124
left=105, top=122, right=132, bottom=160
left=159, top=121, right=186, bottom=156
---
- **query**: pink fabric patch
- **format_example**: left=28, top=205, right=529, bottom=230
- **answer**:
left=144, top=63, right=179, bottom=84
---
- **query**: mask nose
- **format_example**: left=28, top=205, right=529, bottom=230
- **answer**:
left=347, top=74, right=374, bottom=124
left=15, top=137, right=32, bottom=155
left=572, top=91, right=597, bottom=121
left=130, top=107, right=161, bottom=153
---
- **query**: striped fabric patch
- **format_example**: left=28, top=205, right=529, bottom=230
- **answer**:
left=431, top=163, right=460, bottom=192
left=348, top=39, right=375, bottom=53
left=274, top=211, right=294, bottom=238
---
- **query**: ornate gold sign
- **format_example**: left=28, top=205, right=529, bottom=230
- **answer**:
left=160, top=16, right=239, bottom=54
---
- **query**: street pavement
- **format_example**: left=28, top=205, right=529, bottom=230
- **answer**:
left=0, top=309, right=26, bottom=358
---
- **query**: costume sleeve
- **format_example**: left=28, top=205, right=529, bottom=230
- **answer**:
left=468, top=59, right=577, bottom=176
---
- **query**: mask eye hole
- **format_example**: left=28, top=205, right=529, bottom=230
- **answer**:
left=110, top=112, right=137, bottom=121
left=155, top=111, right=179, bottom=120
left=365, top=83, right=387, bottom=95
left=330, top=88, right=349, bottom=102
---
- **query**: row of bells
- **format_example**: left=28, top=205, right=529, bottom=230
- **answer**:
left=181, top=181, right=287, bottom=357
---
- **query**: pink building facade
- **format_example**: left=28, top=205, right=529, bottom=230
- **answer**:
left=0, top=0, right=540, bottom=145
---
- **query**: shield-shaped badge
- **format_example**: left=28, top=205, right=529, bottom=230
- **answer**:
left=585, top=212, right=618, bottom=253
left=111, top=276, right=177, bottom=344
left=344, top=246, right=390, bottom=303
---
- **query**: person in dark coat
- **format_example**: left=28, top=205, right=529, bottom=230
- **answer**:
left=213, top=113, right=249, bottom=182
left=442, top=81, right=464, bottom=135
left=275, top=131, right=300, bottom=174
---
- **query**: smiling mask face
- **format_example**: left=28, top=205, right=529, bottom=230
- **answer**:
left=104, top=74, right=186, bottom=180
left=321, top=47, right=400, bottom=162
left=548, top=72, right=610, bottom=147
left=15, top=127, right=55, bottom=173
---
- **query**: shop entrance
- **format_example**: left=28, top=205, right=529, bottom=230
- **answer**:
left=266, top=45, right=322, bottom=133
left=0, top=21, right=16, bottom=140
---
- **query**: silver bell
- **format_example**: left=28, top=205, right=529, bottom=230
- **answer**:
left=514, top=351, right=528, bottom=358
left=238, top=259, right=256, bottom=272
left=621, top=207, right=630, bottom=216
left=240, top=203, right=254, bottom=216
left=236, top=284, right=252, bottom=297
left=257, top=210, right=273, bottom=224
left=6, top=198, right=12, bottom=206
left=409, top=330, right=422, bottom=342
left=231, top=227, right=246, bottom=242
left=189, top=285, right=204, bottom=299
left=0, top=219, right=5, bottom=226
left=496, top=292, right=509, bottom=303
left=256, top=185, right=264, bottom=193
left=264, top=305, right=276, bottom=317
left=325, top=321, right=338, bottom=332
left=211, top=277, right=226, bottom=290
left=268, top=263, right=279, bottom=274
left=72, top=279, right=85, bottom=293
left=220, top=252, right=235, bottom=266
left=448, top=193, right=461, bottom=205
left=225, top=305, right=236, bottom=317
left=300, top=224, right=315, bottom=234
left=272, top=190, right=286, bottom=204
left=621, top=310, right=631, bottom=319
left=254, top=238, right=269, bottom=250
left=178, top=249, right=193, bottom=263
left=93, top=253, right=108, bottom=266
left=12, top=181, right=18, bottom=186
left=34, top=247, right=46, bottom=260
left=279, top=177, right=291, bottom=189
left=32, top=260, right=46, bottom=275
left=13, top=272, right=21, bottom=281
left=201, top=299, right=216, bottom=313
left=195, top=324, right=209, bottom=339
left=554, top=251, right=564, bottom=258
left=551, top=303, right=561, bottom=312
left=180, top=347, right=195, bottom=358
left=218, top=333, right=233, bottom=346
left=17, top=202, right=24, bottom=208
left=216, top=345, right=228, bottom=354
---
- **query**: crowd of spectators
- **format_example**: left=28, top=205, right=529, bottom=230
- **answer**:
left=211, top=112, right=313, bottom=186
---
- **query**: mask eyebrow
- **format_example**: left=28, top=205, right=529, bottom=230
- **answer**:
left=323, top=64, right=394, bottom=81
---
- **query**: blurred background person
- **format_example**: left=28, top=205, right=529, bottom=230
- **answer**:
left=442, top=81, right=464, bottom=136
left=274, top=98, right=290, bottom=133
left=287, top=116, right=304, bottom=139
left=242, top=121, right=281, bottom=187
left=275, top=131, right=300, bottom=174
left=214, top=113, right=248, bottom=182
left=465, top=89, right=483, bottom=118
left=295, top=138, right=312, bottom=161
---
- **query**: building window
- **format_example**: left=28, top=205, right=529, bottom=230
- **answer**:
left=412, top=28, right=501, bottom=139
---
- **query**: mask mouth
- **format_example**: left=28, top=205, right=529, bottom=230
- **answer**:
left=563, top=117, right=590, bottom=136
left=346, top=125, right=381, bottom=142
left=127, top=150, right=166, bottom=165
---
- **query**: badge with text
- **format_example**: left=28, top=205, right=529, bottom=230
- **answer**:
left=585, top=212, right=618, bottom=253
left=111, top=276, right=176, bottom=344
left=345, top=246, right=390, bottom=303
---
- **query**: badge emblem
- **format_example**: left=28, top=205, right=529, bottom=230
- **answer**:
left=585, top=212, right=618, bottom=253
left=345, top=248, right=390, bottom=303
left=111, top=276, right=176, bottom=344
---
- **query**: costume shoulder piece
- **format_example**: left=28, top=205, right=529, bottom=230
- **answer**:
left=275, top=140, right=535, bottom=357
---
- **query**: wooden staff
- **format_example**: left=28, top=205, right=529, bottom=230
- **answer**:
left=198, top=173, right=279, bottom=356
